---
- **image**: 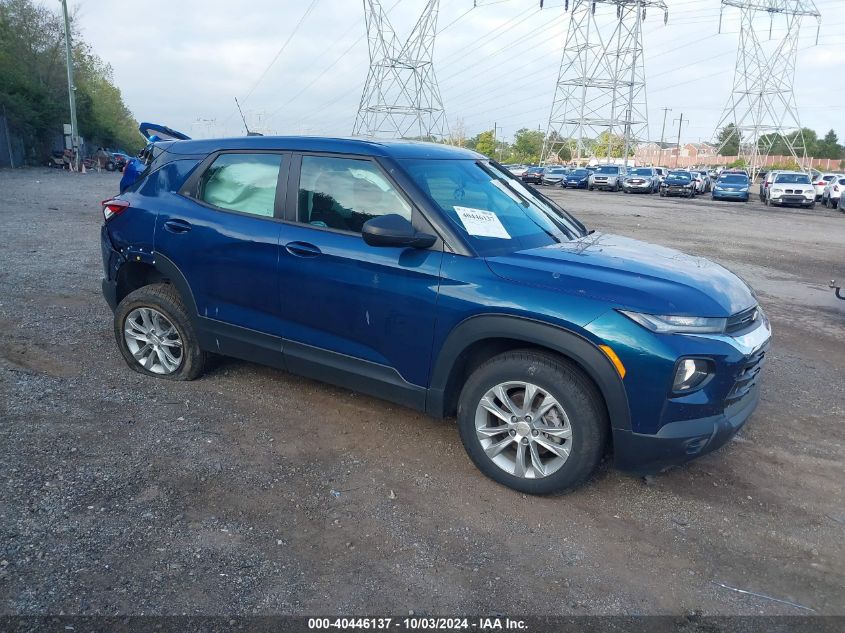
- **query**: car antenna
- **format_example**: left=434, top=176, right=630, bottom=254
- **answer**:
left=234, top=97, right=263, bottom=137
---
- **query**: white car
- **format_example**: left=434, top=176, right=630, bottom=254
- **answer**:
left=813, top=172, right=838, bottom=200
left=765, top=171, right=815, bottom=208
left=689, top=170, right=707, bottom=194
left=821, top=174, right=845, bottom=208
left=504, top=164, right=529, bottom=177
left=759, top=170, right=779, bottom=200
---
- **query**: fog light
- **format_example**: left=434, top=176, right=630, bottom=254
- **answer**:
left=672, top=358, right=712, bottom=393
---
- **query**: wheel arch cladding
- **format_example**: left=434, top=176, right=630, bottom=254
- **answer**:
left=116, top=254, right=200, bottom=322
left=427, top=314, right=631, bottom=430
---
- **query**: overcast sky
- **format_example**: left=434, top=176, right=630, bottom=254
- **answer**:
left=57, top=0, right=845, bottom=146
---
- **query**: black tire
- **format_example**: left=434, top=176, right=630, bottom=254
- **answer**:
left=456, top=350, right=608, bottom=495
left=105, top=161, right=116, bottom=172
left=113, top=283, right=207, bottom=381
left=659, top=189, right=665, bottom=197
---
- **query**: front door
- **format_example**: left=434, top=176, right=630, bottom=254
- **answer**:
left=277, top=153, right=443, bottom=400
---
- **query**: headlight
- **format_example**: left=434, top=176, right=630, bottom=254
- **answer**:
left=714, top=186, right=723, bottom=191
left=619, top=311, right=727, bottom=334
left=672, top=358, right=713, bottom=393
left=772, top=187, right=783, bottom=193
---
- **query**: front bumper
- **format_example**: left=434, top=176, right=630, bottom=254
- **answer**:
left=712, top=189, right=749, bottom=201
left=662, top=186, right=693, bottom=196
left=623, top=181, right=653, bottom=192
left=607, top=314, right=772, bottom=474
left=612, top=382, right=759, bottom=473
left=771, top=194, right=814, bottom=206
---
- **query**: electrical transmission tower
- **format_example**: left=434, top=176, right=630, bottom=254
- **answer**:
left=541, top=0, right=668, bottom=165
left=353, top=0, right=448, bottom=140
left=714, top=1, right=821, bottom=179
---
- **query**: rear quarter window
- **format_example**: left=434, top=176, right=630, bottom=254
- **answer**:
left=139, top=159, right=201, bottom=196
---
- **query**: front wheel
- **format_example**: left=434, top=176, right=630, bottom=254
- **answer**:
left=114, top=283, right=207, bottom=381
left=457, top=351, right=608, bottom=495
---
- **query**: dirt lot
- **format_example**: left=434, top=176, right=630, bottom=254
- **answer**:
left=1, top=167, right=843, bottom=616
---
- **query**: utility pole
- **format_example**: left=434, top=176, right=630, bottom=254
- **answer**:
left=60, top=0, right=80, bottom=172
left=673, top=113, right=687, bottom=168
left=659, top=107, right=672, bottom=165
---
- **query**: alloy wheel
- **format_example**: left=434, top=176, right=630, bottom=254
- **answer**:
left=474, top=381, right=573, bottom=479
left=123, top=307, right=183, bottom=374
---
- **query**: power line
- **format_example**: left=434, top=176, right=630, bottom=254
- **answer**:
left=241, top=0, right=320, bottom=103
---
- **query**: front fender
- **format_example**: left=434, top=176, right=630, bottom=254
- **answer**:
left=426, top=314, right=631, bottom=430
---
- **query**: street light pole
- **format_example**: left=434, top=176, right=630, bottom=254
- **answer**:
left=60, top=0, right=80, bottom=172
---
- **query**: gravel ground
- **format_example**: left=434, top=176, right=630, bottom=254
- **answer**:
left=1, top=167, right=843, bottom=616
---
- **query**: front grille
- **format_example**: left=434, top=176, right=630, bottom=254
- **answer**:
left=725, top=306, right=759, bottom=334
left=726, top=347, right=767, bottom=404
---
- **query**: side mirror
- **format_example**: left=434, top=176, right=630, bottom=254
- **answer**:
left=362, top=214, right=436, bottom=249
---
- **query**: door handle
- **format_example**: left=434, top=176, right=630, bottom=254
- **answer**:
left=285, top=241, right=322, bottom=258
left=164, top=219, right=192, bottom=234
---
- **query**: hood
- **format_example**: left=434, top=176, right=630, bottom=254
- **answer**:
left=485, top=232, right=756, bottom=317
left=665, top=175, right=692, bottom=184
left=716, top=180, right=749, bottom=189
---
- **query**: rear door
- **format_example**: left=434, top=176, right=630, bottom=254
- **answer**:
left=155, top=151, right=289, bottom=338
left=276, top=153, right=444, bottom=399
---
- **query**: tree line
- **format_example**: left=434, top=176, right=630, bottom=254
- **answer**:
left=455, top=124, right=844, bottom=165
left=0, top=0, right=141, bottom=163
left=717, top=123, right=843, bottom=160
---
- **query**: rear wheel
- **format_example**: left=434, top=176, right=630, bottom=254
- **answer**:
left=457, top=351, right=608, bottom=495
left=114, top=283, right=207, bottom=381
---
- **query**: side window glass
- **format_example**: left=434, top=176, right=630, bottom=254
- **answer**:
left=297, top=155, right=412, bottom=233
left=197, top=153, right=282, bottom=217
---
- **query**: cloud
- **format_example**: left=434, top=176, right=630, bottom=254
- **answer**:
left=55, top=0, right=844, bottom=143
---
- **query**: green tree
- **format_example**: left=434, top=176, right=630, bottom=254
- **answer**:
left=717, top=123, right=739, bottom=156
left=511, top=128, right=544, bottom=163
left=593, top=131, right=629, bottom=158
left=473, top=130, right=496, bottom=158
left=0, top=0, right=141, bottom=162
left=815, top=129, right=842, bottom=159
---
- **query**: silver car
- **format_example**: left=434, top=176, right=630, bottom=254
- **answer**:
left=622, top=167, right=660, bottom=193
left=541, top=167, right=568, bottom=186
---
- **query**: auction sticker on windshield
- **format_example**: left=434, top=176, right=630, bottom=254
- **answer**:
left=454, top=206, right=510, bottom=239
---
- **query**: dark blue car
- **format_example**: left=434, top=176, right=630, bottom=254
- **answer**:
left=101, top=134, right=771, bottom=494
left=563, top=168, right=590, bottom=189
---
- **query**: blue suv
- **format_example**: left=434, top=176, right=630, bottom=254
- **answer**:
left=101, top=134, right=771, bottom=494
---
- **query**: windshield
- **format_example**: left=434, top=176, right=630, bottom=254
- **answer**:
left=570, top=169, right=588, bottom=177
left=400, top=159, right=585, bottom=256
left=667, top=171, right=691, bottom=179
left=595, top=165, right=620, bottom=174
left=775, top=173, right=811, bottom=184
left=719, top=174, right=748, bottom=184
left=630, top=168, right=653, bottom=176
